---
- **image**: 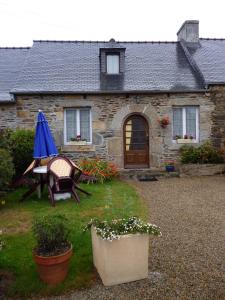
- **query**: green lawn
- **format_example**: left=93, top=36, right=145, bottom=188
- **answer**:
left=0, top=180, right=147, bottom=298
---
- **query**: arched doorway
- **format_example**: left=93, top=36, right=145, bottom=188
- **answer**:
left=123, top=114, right=149, bottom=168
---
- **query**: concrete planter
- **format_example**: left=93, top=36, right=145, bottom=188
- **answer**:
left=91, top=226, right=149, bottom=286
left=68, top=141, right=87, bottom=145
left=176, top=139, right=196, bottom=144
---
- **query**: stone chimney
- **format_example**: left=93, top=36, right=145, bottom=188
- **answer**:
left=177, top=20, right=199, bottom=43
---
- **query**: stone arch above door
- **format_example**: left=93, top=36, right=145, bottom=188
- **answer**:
left=110, top=103, right=156, bottom=132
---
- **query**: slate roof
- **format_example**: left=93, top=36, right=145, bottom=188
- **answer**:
left=12, top=41, right=204, bottom=94
left=0, top=47, right=29, bottom=102
left=188, top=38, right=225, bottom=84
left=1, top=38, right=225, bottom=102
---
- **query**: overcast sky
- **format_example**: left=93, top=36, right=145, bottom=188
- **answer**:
left=0, top=0, right=225, bottom=47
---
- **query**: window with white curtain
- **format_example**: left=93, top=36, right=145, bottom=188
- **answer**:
left=64, top=108, right=91, bottom=143
left=173, top=106, right=199, bottom=140
left=106, top=54, right=119, bottom=74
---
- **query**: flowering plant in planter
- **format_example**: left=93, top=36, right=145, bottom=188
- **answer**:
left=157, top=116, right=170, bottom=128
left=175, top=134, right=196, bottom=144
left=175, top=134, right=194, bottom=140
left=70, top=135, right=87, bottom=142
left=184, top=134, right=194, bottom=140
left=84, top=216, right=161, bottom=241
left=85, top=217, right=161, bottom=286
left=165, top=160, right=175, bottom=166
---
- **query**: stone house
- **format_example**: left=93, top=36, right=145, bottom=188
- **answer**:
left=0, top=20, right=225, bottom=170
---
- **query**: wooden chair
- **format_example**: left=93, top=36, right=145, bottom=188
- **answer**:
left=19, top=158, right=51, bottom=201
left=47, top=156, right=91, bottom=206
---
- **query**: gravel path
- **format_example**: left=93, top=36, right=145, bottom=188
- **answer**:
left=41, top=176, right=225, bottom=300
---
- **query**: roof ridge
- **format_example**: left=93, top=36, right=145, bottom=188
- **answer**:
left=200, top=38, right=225, bottom=41
left=0, top=47, right=30, bottom=49
left=33, top=39, right=177, bottom=44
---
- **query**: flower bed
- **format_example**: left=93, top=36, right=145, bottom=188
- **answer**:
left=79, top=158, right=118, bottom=183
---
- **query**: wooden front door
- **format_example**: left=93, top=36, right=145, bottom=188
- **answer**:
left=124, top=115, right=149, bottom=168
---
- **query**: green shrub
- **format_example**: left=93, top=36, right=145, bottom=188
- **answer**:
left=179, top=145, right=199, bottom=163
left=32, top=214, right=71, bottom=256
left=198, top=141, right=224, bottom=163
left=0, top=128, right=13, bottom=150
left=0, top=148, right=15, bottom=191
left=79, top=158, right=118, bottom=183
left=10, top=129, right=34, bottom=177
left=0, top=230, right=5, bottom=251
left=0, top=128, right=34, bottom=177
left=180, top=141, right=224, bottom=164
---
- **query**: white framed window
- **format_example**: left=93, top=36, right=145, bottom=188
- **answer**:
left=106, top=54, right=119, bottom=74
left=64, top=108, right=92, bottom=144
left=173, top=106, right=199, bottom=141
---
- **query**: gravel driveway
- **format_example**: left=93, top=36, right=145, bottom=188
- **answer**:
left=44, top=176, right=225, bottom=300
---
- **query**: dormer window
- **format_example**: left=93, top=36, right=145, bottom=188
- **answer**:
left=99, top=39, right=126, bottom=75
left=106, top=54, right=120, bottom=74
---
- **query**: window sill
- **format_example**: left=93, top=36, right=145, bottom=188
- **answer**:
left=61, top=144, right=95, bottom=152
left=105, top=73, right=121, bottom=75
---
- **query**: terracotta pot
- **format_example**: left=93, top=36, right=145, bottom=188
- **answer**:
left=33, top=246, right=72, bottom=286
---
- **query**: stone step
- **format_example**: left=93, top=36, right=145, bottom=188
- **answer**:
left=119, top=168, right=180, bottom=180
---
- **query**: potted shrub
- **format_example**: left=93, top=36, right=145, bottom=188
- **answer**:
left=165, top=160, right=175, bottom=172
left=84, top=216, right=161, bottom=286
left=32, top=214, right=72, bottom=286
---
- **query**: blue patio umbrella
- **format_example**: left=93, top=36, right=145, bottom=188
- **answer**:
left=33, top=110, right=58, bottom=159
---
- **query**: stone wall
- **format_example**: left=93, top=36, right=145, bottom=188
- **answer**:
left=0, top=92, right=213, bottom=169
left=0, top=104, right=16, bottom=128
left=179, top=164, right=225, bottom=176
left=210, top=86, right=225, bottom=150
